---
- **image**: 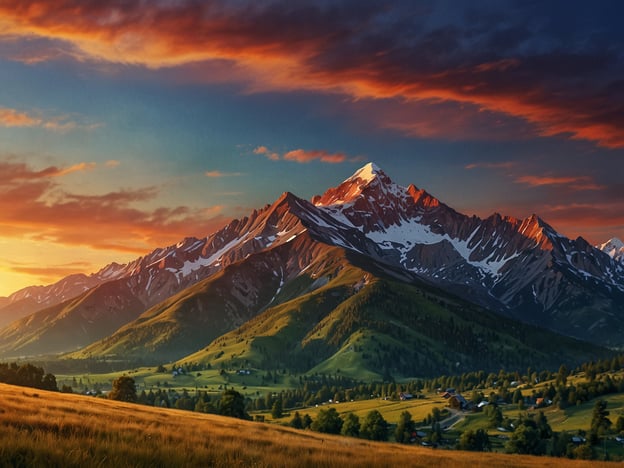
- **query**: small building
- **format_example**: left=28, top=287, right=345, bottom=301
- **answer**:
left=399, top=392, right=414, bottom=400
left=448, top=393, right=468, bottom=410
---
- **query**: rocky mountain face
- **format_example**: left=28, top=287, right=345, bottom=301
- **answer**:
left=0, top=162, right=623, bottom=360
left=308, top=164, right=624, bottom=345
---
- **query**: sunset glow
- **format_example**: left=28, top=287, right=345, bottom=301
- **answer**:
left=0, top=0, right=622, bottom=296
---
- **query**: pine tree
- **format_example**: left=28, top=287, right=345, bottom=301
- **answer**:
left=590, top=400, right=611, bottom=443
left=271, top=398, right=283, bottom=419
left=289, top=411, right=303, bottom=429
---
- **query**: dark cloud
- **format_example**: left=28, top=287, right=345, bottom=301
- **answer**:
left=0, top=0, right=622, bottom=147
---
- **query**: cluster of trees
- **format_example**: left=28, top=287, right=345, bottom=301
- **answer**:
left=0, top=362, right=57, bottom=391
left=534, top=369, right=624, bottom=411
left=288, top=407, right=392, bottom=442
left=241, top=355, right=624, bottom=411
left=111, top=376, right=252, bottom=420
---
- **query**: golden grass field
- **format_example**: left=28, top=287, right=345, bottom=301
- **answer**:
left=0, top=383, right=617, bottom=467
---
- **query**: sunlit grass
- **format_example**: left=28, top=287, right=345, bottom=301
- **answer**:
left=269, top=395, right=446, bottom=425
left=0, top=383, right=615, bottom=467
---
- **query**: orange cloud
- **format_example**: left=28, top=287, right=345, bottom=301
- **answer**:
left=0, top=107, right=41, bottom=127
left=253, top=146, right=280, bottom=161
left=465, top=161, right=516, bottom=170
left=283, top=149, right=347, bottom=164
left=515, top=175, right=604, bottom=191
left=536, top=202, right=624, bottom=245
left=205, top=170, right=243, bottom=178
left=6, top=261, right=92, bottom=283
left=0, top=158, right=230, bottom=254
left=253, top=146, right=358, bottom=164
left=0, top=106, right=99, bottom=132
left=0, top=1, right=621, bottom=148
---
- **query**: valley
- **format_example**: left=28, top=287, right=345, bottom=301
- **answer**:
left=2, top=163, right=624, bottom=464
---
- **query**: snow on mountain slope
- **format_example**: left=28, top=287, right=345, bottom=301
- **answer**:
left=599, top=238, right=624, bottom=263
left=2, top=162, right=624, bottom=353
left=307, top=164, right=624, bottom=344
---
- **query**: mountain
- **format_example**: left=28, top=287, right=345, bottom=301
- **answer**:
left=309, top=163, right=624, bottom=346
left=0, top=273, right=114, bottom=328
left=598, top=237, right=624, bottom=264
left=0, top=162, right=622, bottom=369
left=180, top=253, right=608, bottom=380
left=0, top=280, right=145, bottom=357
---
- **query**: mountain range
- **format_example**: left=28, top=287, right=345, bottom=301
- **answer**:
left=0, top=163, right=621, bottom=377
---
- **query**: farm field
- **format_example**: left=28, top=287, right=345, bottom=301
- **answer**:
left=0, top=383, right=616, bottom=468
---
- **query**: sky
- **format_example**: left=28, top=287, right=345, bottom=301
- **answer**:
left=0, top=0, right=623, bottom=296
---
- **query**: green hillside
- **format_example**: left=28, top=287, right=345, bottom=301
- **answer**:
left=182, top=264, right=610, bottom=380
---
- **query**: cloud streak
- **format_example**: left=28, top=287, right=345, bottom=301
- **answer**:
left=515, top=175, right=604, bottom=191
left=205, top=170, right=243, bottom=178
left=0, top=106, right=99, bottom=132
left=0, top=158, right=229, bottom=254
left=0, top=1, right=621, bottom=147
left=253, top=146, right=358, bottom=164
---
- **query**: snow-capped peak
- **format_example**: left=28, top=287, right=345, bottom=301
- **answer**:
left=598, top=237, right=624, bottom=261
left=345, top=162, right=383, bottom=184
left=312, top=162, right=402, bottom=207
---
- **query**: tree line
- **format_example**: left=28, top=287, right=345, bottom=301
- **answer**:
left=0, top=362, right=57, bottom=391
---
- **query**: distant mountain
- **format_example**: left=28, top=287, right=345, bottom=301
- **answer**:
left=1, top=162, right=622, bottom=368
left=598, top=238, right=624, bottom=264
left=0, top=280, right=144, bottom=357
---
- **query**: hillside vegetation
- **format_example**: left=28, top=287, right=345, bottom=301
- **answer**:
left=183, top=269, right=610, bottom=380
left=0, top=383, right=614, bottom=468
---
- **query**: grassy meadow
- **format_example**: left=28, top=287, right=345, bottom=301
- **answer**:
left=0, top=383, right=617, bottom=468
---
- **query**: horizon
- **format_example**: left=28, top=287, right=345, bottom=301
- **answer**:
left=1, top=0, right=623, bottom=296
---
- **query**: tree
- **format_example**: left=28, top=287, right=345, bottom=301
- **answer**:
left=109, top=376, right=137, bottom=402
left=271, top=398, right=283, bottom=419
left=486, top=405, right=503, bottom=428
left=395, top=411, right=415, bottom=443
left=311, top=408, right=343, bottom=434
left=556, top=364, right=569, bottom=386
left=535, top=411, right=552, bottom=439
left=42, top=373, right=58, bottom=392
left=302, top=413, right=313, bottom=429
left=505, top=414, right=549, bottom=456
left=615, top=415, right=624, bottom=434
left=590, top=400, right=611, bottom=444
left=290, top=411, right=303, bottom=429
left=505, top=423, right=543, bottom=455
left=360, top=410, right=388, bottom=441
left=219, top=389, right=250, bottom=420
left=573, top=443, right=594, bottom=460
left=341, top=413, right=360, bottom=438
left=457, top=429, right=490, bottom=452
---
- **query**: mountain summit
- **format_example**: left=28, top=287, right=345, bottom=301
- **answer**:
left=598, top=237, right=624, bottom=263
left=0, top=162, right=623, bottom=362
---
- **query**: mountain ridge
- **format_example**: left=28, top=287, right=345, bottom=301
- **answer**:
left=0, top=162, right=622, bottom=365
